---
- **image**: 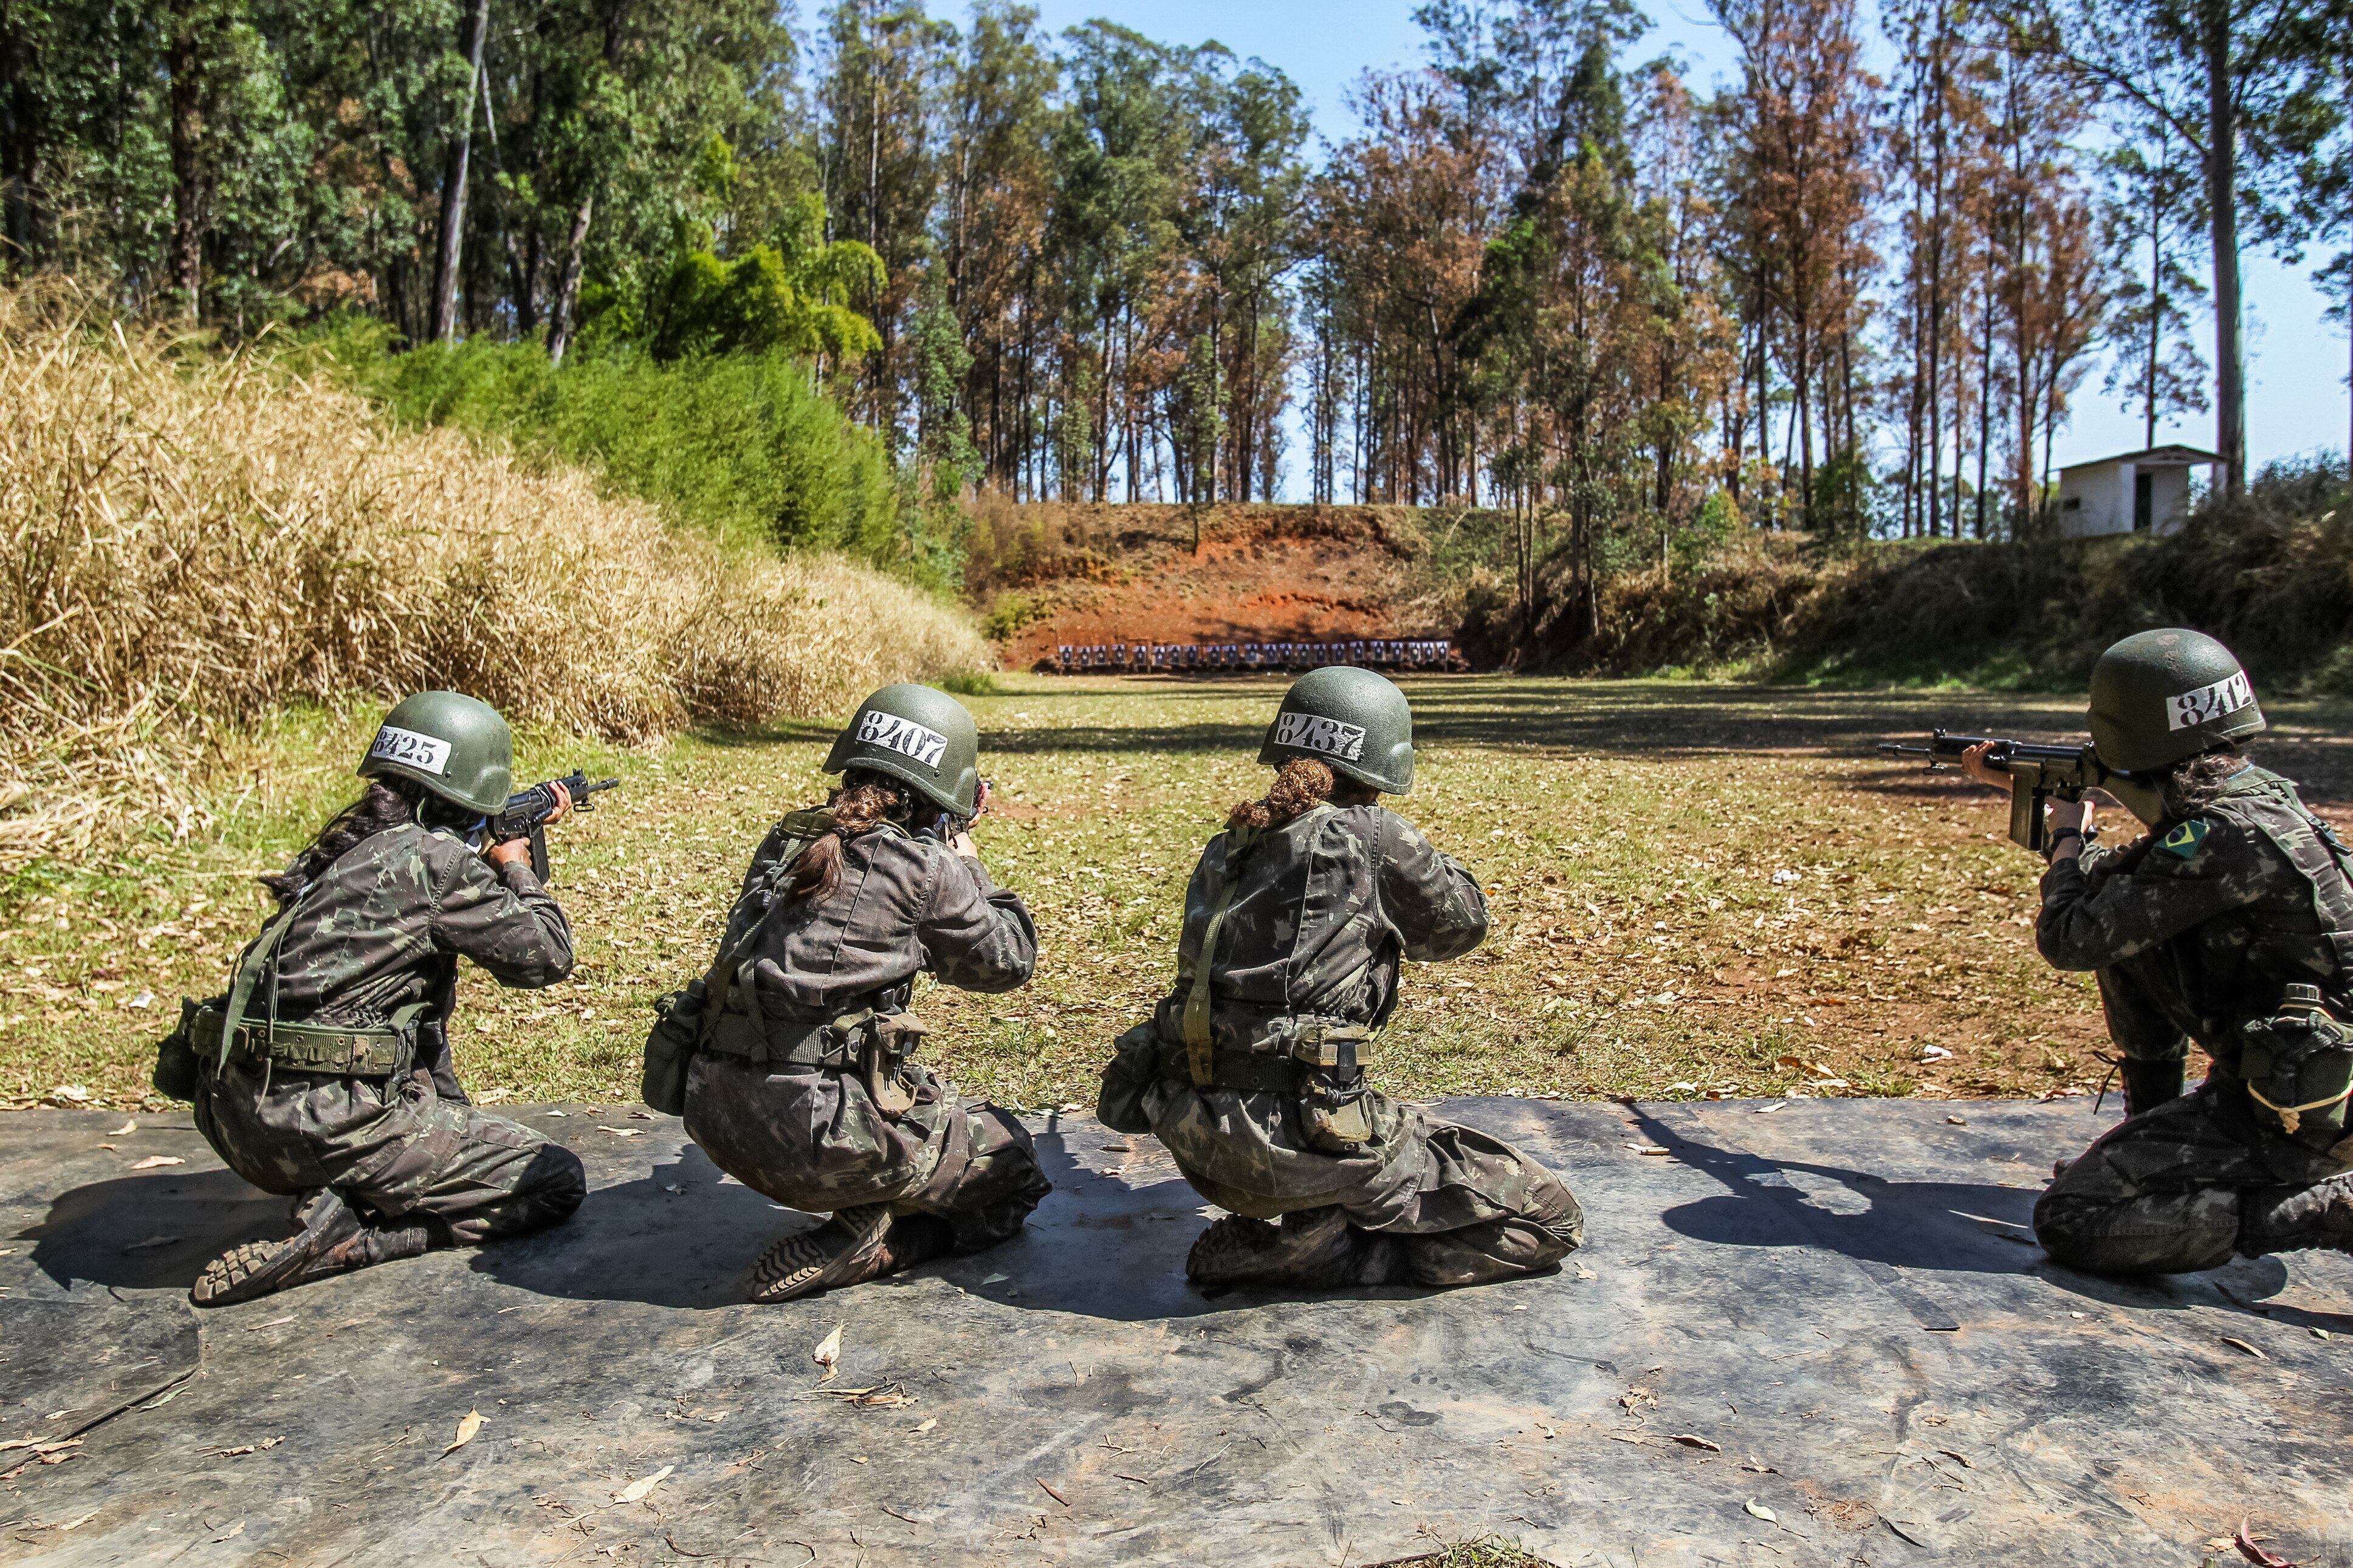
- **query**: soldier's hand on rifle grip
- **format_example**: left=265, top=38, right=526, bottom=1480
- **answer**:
left=486, top=835, right=534, bottom=868
left=1959, top=741, right=2007, bottom=791
left=2046, top=796, right=2092, bottom=863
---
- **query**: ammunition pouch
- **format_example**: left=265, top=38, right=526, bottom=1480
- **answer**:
left=641, top=980, right=707, bottom=1116
left=1096, top=1023, right=1161, bottom=1134
left=2237, top=1011, right=2353, bottom=1142
left=152, top=998, right=206, bottom=1103
left=189, top=1002, right=422, bottom=1079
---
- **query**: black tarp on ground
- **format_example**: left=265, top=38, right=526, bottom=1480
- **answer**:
left=4, top=1097, right=2349, bottom=1566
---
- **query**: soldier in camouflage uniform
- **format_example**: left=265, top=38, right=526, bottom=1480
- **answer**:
left=1099, top=668, right=1583, bottom=1289
left=180, top=693, right=588, bottom=1305
left=1962, top=632, right=2353, bottom=1275
left=676, top=685, right=1048, bottom=1301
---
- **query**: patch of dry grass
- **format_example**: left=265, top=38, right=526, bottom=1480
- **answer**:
left=9, top=675, right=2348, bottom=1112
left=0, top=289, right=987, bottom=871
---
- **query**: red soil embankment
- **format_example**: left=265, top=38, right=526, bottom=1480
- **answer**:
left=971, top=503, right=1446, bottom=669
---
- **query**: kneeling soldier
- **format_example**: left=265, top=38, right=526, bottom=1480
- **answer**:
left=1965, top=632, right=2353, bottom=1274
left=670, top=685, right=1049, bottom=1301
left=1099, top=668, right=1584, bottom=1289
left=175, top=693, right=588, bottom=1305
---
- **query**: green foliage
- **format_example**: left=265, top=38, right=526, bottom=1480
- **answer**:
left=342, top=336, right=960, bottom=585
left=642, top=188, right=887, bottom=361
left=937, top=670, right=1003, bottom=696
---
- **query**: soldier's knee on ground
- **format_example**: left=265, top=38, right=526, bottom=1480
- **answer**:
left=503, top=1141, right=588, bottom=1234
left=2032, top=1183, right=2241, bottom=1275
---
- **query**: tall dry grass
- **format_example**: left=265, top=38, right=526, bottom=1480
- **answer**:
left=0, top=291, right=988, bottom=871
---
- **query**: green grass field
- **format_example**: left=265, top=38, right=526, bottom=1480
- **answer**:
left=6, top=677, right=2349, bottom=1112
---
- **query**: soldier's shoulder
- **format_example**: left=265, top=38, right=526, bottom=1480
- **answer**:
left=2145, top=810, right=2267, bottom=875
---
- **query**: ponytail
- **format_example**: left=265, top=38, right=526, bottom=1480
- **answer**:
left=1228, top=758, right=1340, bottom=830
left=259, top=781, right=419, bottom=906
left=782, top=775, right=908, bottom=905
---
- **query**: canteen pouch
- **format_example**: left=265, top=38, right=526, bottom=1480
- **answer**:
left=1097, top=1023, right=1160, bottom=1135
left=152, top=998, right=205, bottom=1103
left=2239, top=1008, right=2353, bottom=1141
left=1296, top=1064, right=1377, bottom=1155
left=641, top=979, right=708, bottom=1117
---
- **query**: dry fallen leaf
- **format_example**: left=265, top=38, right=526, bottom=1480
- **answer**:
left=2221, top=1337, right=2267, bottom=1360
left=441, top=1408, right=483, bottom=1457
left=2235, top=1521, right=2295, bottom=1567
left=812, top=1324, right=843, bottom=1382
left=597, top=1127, right=644, bottom=1137
left=910, top=1417, right=938, bottom=1435
left=110, top=1119, right=137, bottom=1135
left=1035, top=1477, right=1070, bottom=1507
left=1744, top=1499, right=1778, bottom=1523
left=1623, top=1143, right=1671, bottom=1157
left=1671, top=1434, right=1722, bottom=1451
left=613, top=1465, right=673, bottom=1505
left=1946, top=1115, right=1968, bottom=1126
left=130, top=1155, right=183, bottom=1171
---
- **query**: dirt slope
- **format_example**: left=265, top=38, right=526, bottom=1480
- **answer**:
left=973, top=504, right=1452, bottom=669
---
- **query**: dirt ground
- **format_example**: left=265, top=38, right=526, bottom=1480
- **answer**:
left=979, top=504, right=1446, bottom=668
left=5, top=676, right=2348, bottom=1114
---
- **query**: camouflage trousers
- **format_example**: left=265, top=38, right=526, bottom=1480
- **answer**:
left=2036, top=1079, right=2353, bottom=1275
left=683, top=1053, right=1049, bottom=1253
left=1138, top=1077, right=1584, bottom=1287
left=194, top=1058, right=586, bottom=1245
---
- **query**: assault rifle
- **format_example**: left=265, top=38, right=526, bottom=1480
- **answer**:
left=492, top=771, right=620, bottom=879
left=1876, top=730, right=2157, bottom=853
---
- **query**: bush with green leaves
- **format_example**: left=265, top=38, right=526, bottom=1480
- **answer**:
left=338, top=334, right=961, bottom=589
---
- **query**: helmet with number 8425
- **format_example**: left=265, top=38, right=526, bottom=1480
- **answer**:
left=2087, top=628, right=2266, bottom=775
left=356, top=691, right=515, bottom=815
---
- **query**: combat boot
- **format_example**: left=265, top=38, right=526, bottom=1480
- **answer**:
left=2121, top=1058, right=2186, bottom=1118
left=191, top=1190, right=434, bottom=1307
left=751, top=1205, right=944, bottom=1303
left=2239, top=1179, right=2353, bottom=1257
left=1187, top=1207, right=1403, bottom=1289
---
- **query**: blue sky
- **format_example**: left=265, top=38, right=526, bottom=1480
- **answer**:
left=1023, top=0, right=2351, bottom=485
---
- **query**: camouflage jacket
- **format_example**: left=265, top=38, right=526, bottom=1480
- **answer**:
left=2038, top=764, right=2353, bottom=1072
left=716, top=820, right=1036, bottom=1021
left=1149, top=804, right=1488, bottom=1052
left=229, top=824, right=574, bottom=1029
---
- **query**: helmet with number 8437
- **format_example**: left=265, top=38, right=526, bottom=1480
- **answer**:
left=2087, top=628, right=2266, bottom=775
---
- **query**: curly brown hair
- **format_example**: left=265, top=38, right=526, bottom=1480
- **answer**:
left=1228, top=757, right=1377, bottom=830
left=2162, top=745, right=2244, bottom=818
left=782, top=771, right=910, bottom=904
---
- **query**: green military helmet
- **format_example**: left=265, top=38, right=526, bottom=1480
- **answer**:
left=2087, top=628, right=2266, bottom=775
left=1259, top=665, right=1415, bottom=795
left=356, top=691, right=515, bottom=815
left=824, top=683, right=981, bottom=816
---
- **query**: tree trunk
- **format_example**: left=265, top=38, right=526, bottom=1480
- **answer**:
left=546, top=194, right=593, bottom=366
left=429, top=0, right=492, bottom=343
left=2204, top=10, right=2244, bottom=494
left=165, top=0, right=207, bottom=317
left=1, top=0, right=41, bottom=273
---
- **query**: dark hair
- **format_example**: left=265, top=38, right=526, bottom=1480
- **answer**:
left=1228, top=757, right=1377, bottom=831
left=2160, top=745, right=2243, bottom=818
left=783, top=770, right=912, bottom=905
left=260, top=781, right=419, bottom=905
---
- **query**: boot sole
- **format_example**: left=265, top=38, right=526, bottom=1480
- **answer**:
left=750, top=1205, right=895, bottom=1303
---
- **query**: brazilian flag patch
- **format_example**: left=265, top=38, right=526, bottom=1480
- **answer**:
left=2159, top=819, right=2211, bottom=858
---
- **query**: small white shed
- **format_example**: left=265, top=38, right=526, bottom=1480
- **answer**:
left=2055, top=445, right=2217, bottom=538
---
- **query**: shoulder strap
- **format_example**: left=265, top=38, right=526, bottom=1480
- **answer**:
left=2236, top=792, right=2353, bottom=999
left=702, top=830, right=824, bottom=1042
left=1180, top=825, right=1262, bottom=1086
left=218, top=899, right=305, bottom=1068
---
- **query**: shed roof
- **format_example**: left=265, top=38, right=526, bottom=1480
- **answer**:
left=2059, top=443, right=2221, bottom=471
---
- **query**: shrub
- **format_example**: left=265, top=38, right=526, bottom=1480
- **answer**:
left=331, top=333, right=958, bottom=587
left=0, top=290, right=989, bottom=871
